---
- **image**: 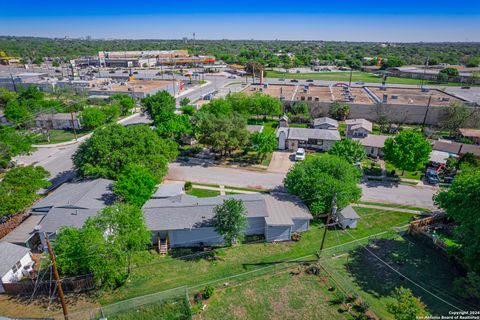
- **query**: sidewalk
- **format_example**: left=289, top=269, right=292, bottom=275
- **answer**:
left=351, top=203, right=424, bottom=214
left=192, top=184, right=259, bottom=195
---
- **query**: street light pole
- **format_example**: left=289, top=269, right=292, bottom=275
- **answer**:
left=421, top=57, right=429, bottom=91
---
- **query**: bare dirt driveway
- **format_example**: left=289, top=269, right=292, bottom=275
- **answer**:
left=267, top=151, right=295, bottom=173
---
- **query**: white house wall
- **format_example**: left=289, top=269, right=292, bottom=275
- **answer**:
left=0, top=253, right=33, bottom=290
left=169, top=228, right=224, bottom=247
left=265, top=225, right=291, bottom=242
left=245, top=217, right=266, bottom=236
left=292, top=219, right=309, bottom=233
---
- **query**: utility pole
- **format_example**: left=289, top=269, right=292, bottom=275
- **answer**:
left=421, top=57, right=429, bottom=91
left=45, top=234, right=69, bottom=320
left=318, top=194, right=337, bottom=261
left=422, top=94, right=432, bottom=128
left=70, top=111, right=78, bottom=141
left=348, top=67, right=353, bottom=87
left=9, top=72, right=17, bottom=92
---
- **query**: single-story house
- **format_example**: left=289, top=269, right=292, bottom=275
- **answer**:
left=359, top=134, right=389, bottom=158
left=335, top=205, right=360, bottom=229
left=312, top=117, right=339, bottom=130
left=432, top=139, right=462, bottom=155
left=142, top=193, right=313, bottom=247
left=0, top=242, right=34, bottom=293
left=34, top=113, right=82, bottom=130
left=432, top=139, right=480, bottom=157
left=246, top=125, right=264, bottom=134
left=458, top=128, right=480, bottom=145
left=345, top=119, right=372, bottom=138
left=276, top=127, right=341, bottom=151
left=429, top=150, right=455, bottom=165
left=32, top=179, right=115, bottom=248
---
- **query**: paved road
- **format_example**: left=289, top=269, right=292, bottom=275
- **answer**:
left=168, top=162, right=437, bottom=208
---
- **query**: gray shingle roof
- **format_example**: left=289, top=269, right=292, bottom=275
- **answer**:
left=32, top=179, right=115, bottom=212
left=37, top=208, right=99, bottom=233
left=0, top=242, right=31, bottom=277
left=264, top=193, right=312, bottom=226
left=432, top=140, right=462, bottom=154
left=153, top=183, right=184, bottom=198
left=143, top=193, right=312, bottom=230
left=143, top=194, right=268, bottom=230
left=313, top=117, right=339, bottom=128
left=337, top=205, right=360, bottom=219
left=1, top=215, right=43, bottom=245
left=346, top=119, right=373, bottom=132
left=246, top=125, right=264, bottom=134
left=359, top=134, right=389, bottom=148
left=276, top=127, right=341, bottom=141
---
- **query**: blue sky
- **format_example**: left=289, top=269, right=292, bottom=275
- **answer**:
left=1, top=0, right=479, bottom=41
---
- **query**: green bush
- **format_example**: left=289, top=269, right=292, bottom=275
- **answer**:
left=184, top=181, right=193, bottom=191
left=203, top=285, right=215, bottom=299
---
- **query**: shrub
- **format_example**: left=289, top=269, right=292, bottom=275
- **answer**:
left=291, top=232, right=301, bottom=241
left=194, top=291, right=203, bottom=303
left=184, top=181, right=193, bottom=191
left=203, top=285, right=215, bottom=299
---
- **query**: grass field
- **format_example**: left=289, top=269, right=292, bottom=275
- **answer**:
left=32, top=129, right=91, bottom=144
left=186, top=188, right=220, bottom=198
left=99, top=207, right=415, bottom=305
left=356, top=201, right=429, bottom=212
left=203, top=271, right=350, bottom=320
left=265, top=70, right=471, bottom=86
left=322, top=234, right=478, bottom=317
left=108, top=298, right=191, bottom=320
left=385, top=162, right=424, bottom=180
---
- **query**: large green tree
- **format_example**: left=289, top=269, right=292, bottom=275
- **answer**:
left=213, top=199, right=248, bottom=246
left=329, top=139, right=366, bottom=164
left=251, top=130, right=277, bottom=160
left=80, top=107, right=106, bottom=129
left=54, top=203, right=151, bottom=288
left=196, top=113, right=249, bottom=157
left=387, top=287, right=429, bottom=320
left=142, top=90, right=176, bottom=120
left=110, top=93, right=135, bottom=115
left=435, top=166, right=480, bottom=272
left=383, top=131, right=432, bottom=174
left=114, top=164, right=157, bottom=207
left=73, top=124, right=178, bottom=180
left=0, top=166, right=50, bottom=217
left=284, top=154, right=362, bottom=215
left=155, top=113, right=193, bottom=141
left=0, top=125, right=33, bottom=168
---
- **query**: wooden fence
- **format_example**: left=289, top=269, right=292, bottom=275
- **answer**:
left=3, top=274, right=95, bottom=296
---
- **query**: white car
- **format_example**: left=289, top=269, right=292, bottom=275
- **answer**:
left=294, top=148, right=306, bottom=161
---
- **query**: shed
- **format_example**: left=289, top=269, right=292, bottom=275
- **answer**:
left=312, top=117, right=339, bottom=130
left=0, top=242, right=34, bottom=293
left=336, top=205, right=360, bottom=229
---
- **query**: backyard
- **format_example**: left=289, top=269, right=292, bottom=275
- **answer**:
left=264, top=70, right=472, bottom=86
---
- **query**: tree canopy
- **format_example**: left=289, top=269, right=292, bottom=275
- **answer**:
left=329, top=139, right=366, bottom=164
left=114, top=164, right=158, bottom=207
left=142, top=90, right=176, bottom=120
left=54, top=203, right=151, bottom=288
left=195, top=113, right=249, bottom=157
left=435, top=166, right=480, bottom=272
left=0, top=166, right=51, bottom=217
left=383, top=131, right=432, bottom=173
left=0, top=124, right=33, bottom=168
left=284, top=154, right=362, bottom=215
left=251, top=130, right=277, bottom=160
left=73, top=124, right=178, bottom=180
left=213, top=199, right=248, bottom=246
left=387, top=287, right=429, bottom=320
left=80, top=107, right=106, bottom=129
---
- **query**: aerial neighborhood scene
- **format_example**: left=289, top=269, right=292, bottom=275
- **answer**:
left=1, top=1, right=480, bottom=319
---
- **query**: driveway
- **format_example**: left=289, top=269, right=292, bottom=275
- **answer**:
left=267, top=151, right=295, bottom=173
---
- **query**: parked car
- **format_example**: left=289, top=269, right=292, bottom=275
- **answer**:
left=294, top=148, right=306, bottom=161
left=279, top=78, right=285, bottom=81
left=461, top=86, right=471, bottom=89
left=306, top=79, right=314, bottom=82
left=291, top=79, right=299, bottom=83
left=355, top=81, right=365, bottom=85
left=425, top=169, right=441, bottom=185
left=227, top=75, right=236, bottom=79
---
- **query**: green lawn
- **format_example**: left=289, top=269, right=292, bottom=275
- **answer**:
left=203, top=271, right=350, bottom=320
left=356, top=201, right=429, bottom=212
left=265, top=70, right=472, bottom=87
left=107, top=298, right=191, bottom=320
left=99, top=207, right=415, bottom=305
left=322, top=233, right=477, bottom=318
left=32, top=129, right=92, bottom=144
left=385, top=162, right=424, bottom=180
left=362, top=159, right=382, bottom=176
left=186, top=188, right=220, bottom=198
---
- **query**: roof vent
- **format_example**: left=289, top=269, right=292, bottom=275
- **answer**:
left=34, top=225, right=41, bottom=231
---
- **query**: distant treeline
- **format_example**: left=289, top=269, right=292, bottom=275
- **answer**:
left=1, top=36, right=480, bottom=67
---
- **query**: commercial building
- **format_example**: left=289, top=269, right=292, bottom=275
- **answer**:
left=88, top=79, right=174, bottom=98
left=97, top=50, right=215, bottom=68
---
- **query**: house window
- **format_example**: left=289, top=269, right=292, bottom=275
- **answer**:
left=12, top=261, right=21, bottom=273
